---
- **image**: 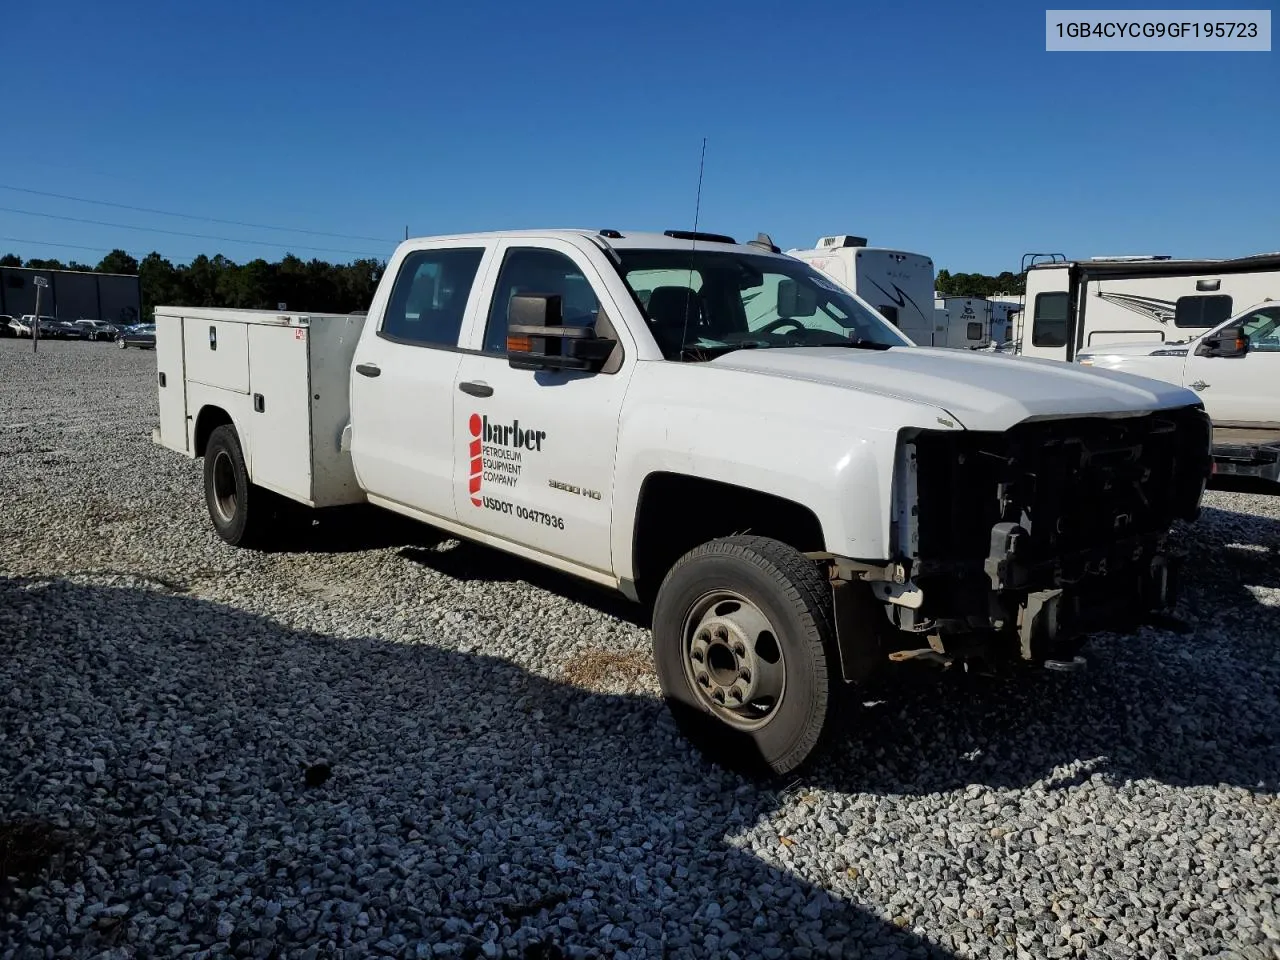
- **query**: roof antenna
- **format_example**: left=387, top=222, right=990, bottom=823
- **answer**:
left=680, top=137, right=707, bottom=359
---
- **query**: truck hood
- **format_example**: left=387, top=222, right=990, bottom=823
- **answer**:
left=709, top=346, right=1203, bottom=431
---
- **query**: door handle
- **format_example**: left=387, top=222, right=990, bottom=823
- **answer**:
left=459, top=381, right=493, bottom=398
left=355, top=362, right=381, bottom=378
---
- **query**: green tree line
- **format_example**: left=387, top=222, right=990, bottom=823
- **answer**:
left=935, top=268, right=1026, bottom=298
left=0, top=249, right=386, bottom=319
left=2, top=246, right=1027, bottom=315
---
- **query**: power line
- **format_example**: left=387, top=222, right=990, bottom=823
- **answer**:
left=0, top=183, right=395, bottom=244
left=0, top=236, right=149, bottom=258
left=0, top=204, right=388, bottom=258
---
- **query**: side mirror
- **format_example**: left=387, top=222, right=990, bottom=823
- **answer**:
left=777, top=279, right=818, bottom=317
left=506, top=293, right=616, bottom=373
left=1196, top=323, right=1249, bottom=358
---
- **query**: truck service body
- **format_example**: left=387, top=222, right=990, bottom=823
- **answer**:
left=154, top=228, right=1213, bottom=775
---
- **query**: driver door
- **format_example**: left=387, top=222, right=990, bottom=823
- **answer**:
left=451, top=239, right=635, bottom=575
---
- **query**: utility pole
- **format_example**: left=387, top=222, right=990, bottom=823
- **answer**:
left=32, top=275, right=48, bottom=354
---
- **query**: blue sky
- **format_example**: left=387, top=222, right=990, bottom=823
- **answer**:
left=1, top=0, right=1276, bottom=273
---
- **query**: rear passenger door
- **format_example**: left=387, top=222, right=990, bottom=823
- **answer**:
left=451, top=240, right=634, bottom=575
left=349, top=242, right=492, bottom=523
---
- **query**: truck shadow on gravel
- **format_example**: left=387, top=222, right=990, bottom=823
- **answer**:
left=385, top=508, right=1279, bottom=799
left=3, top=509, right=1276, bottom=957
left=397, top=540, right=651, bottom=629
left=0, top=575, right=952, bottom=959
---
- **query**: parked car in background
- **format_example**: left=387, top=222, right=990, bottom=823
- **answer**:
left=72, top=319, right=120, bottom=341
left=10, top=317, right=32, bottom=337
left=118, top=323, right=156, bottom=349
left=1078, top=300, right=1280, bottom=483
left=34, top=317, right=65, bottom=339
left=0, top=315, right=15, bottom=337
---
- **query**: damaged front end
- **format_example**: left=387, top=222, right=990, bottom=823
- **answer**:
left=873, top=405, right=1212, bottom=669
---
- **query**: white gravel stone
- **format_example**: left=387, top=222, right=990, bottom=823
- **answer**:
left=1, top=338, right=1277, bottom=960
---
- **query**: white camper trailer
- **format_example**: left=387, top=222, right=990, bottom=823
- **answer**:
left=933, top=296, right=1006, bottom=349
left=787, top=236, right=937, bottom=346
left=1016, top=252, right=1280, bottom=362
left=989, top=299, right=1020, bottom=345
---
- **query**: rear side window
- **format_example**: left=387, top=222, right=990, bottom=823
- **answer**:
left=381, top=247, right=485, bottom=347
left=1175, top=294, right=1233, bottom=329
left=1032, top=292, right=1069, bottom=347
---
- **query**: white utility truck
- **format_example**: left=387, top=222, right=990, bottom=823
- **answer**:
left=1078, top=300, right=1280, bottom=484
left=1016, top=252, right=1280, bottom=363
left=785, top=235, right=939, bottom=346
left=153, top=228, right=1213, bottom=776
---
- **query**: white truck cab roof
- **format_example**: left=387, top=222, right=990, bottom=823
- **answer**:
left=396, top=228, right=787, bottom=257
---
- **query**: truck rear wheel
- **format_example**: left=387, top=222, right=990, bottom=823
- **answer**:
left=203, top=424, right=289, bottom=549
left=652, top=535, right=843, bottom=778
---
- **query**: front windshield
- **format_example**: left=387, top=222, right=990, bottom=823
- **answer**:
left=613, top=249, right=911, bottom=361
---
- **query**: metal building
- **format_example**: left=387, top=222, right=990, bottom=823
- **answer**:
left=0, top=266, right=142, bottom=325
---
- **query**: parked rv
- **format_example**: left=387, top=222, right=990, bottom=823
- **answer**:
left=1014, top=252, right=1280, bottom=363
left=933, top=296, right=1000, bottom=349
left=786, top=236, right=938, bottom=346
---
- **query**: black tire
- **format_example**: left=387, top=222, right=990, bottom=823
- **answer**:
left=652, top=535, right=843, bottom=778
left=118, top=338, right=127, bottom=349
left=203, top=424, right=292, bottom=549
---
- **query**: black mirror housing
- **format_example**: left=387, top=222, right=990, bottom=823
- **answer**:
left=506, top=293, right=616, bottom=372
left=1196, top=323, right=1249, bottom=358
left=777, top=279, right=819, bottom=317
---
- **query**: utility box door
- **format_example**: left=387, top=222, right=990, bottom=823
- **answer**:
left=184, top=318, right=250, bottom=393
left=307, top=315, right=367, bottom=507
left=247, top=324, right=313, bottom=502
left=155, top=313, right=189, bottom=452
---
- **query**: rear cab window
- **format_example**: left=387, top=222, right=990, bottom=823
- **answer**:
left=380, top=247, right=486, bottom=348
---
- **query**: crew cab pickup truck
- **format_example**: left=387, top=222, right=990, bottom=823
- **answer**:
left=152, top=229, right=1213, bottom=776
left=1078, top=300, right=1280, bottom=483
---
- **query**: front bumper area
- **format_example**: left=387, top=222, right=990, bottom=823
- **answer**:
left=832, top=406, right=1209, bottom=674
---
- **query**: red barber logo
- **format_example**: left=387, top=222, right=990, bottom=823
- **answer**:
left=468, top=413, right=483, bottom=506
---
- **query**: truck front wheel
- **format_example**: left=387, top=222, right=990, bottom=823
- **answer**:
left=652, top=535, right=843, bottom=777
left=204, top=424, right=288, bottom=549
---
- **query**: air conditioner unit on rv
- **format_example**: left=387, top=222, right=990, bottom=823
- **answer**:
left=817, top=235, right=868, bottom=249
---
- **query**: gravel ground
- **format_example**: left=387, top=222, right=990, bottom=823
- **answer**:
left=1, top=337, right=1277, bottom=960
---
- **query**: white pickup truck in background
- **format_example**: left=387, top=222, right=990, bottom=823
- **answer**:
left=152, top=228, right=1213, bottom=776
left=1078, top=300, right=1280, bottom=484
